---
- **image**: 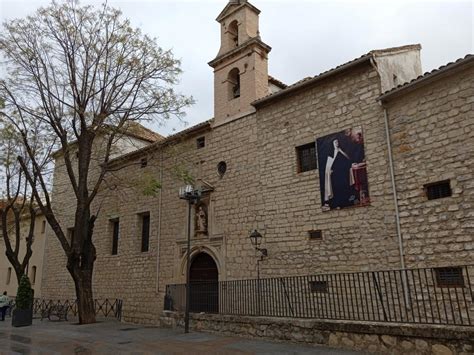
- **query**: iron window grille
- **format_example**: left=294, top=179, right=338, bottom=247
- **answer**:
left=308, top=230, right=323, bottom=240
left=217, top=161, right=227, bottom=177
left=196, top=137, right=205, bottom=149
left=435, top=267, right=464, bottom=288
left=425, top=180, right=451, bottom=200
left=296, top=143, right=317, bottom=173
left=309, top=280, right=328, bottom=293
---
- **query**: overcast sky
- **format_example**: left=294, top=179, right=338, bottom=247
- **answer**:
left=1, top=0, right=473, bottom=136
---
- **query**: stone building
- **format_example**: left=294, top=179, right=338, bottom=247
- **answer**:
left=39, top=0, right=473, bottom=325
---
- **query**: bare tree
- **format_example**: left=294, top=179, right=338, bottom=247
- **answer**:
left=0, top=124, right=40, bottom=286
left=0, top=1, right=192, bottom=323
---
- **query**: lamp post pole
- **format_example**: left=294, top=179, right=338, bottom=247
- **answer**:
left=184, top=201, right=192, bottom=333
left=249, top=230, right=267, bottom=317
left=257, top=254, right=261, bottom=316
left=179, top=185, right=201, bottom=334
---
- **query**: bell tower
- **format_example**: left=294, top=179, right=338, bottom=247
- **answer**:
left=209, top=0, right=271, bottom=126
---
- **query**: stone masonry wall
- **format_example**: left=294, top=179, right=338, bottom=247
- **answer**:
left=254, top=63, right=401, bottom=276
left=40, top=61, right=474, bottom=326
left=41, top=135, right=162, bottom=324
left=386, top=65, right=474, bottom=267
left=161, top=312, right=474, bottom=355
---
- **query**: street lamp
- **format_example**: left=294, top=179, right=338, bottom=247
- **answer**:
left=249, top=229, right=267, bottom=316
left=179, top=184, right=201, bottom=334
left=249, top=230, right=268, bottom=261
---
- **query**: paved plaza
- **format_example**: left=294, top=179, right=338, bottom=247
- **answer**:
left=0, top=317, right=364, bottom=354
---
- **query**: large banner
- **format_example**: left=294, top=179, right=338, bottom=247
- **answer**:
left=316, top=127, right=369, bottom=210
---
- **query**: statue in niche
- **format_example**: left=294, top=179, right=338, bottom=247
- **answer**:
left=195, top=204, right=208, bottom=234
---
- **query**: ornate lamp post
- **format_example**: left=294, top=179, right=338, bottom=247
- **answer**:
left=179, top=185, right=201, bottom=333
left=249, top=229, right=267, bottom=315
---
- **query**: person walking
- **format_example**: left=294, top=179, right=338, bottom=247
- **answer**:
left=0, top=291, right=9, bottom=321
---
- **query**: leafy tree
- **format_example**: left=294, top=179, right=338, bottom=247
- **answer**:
left=0, top=0, right=192, bottom=323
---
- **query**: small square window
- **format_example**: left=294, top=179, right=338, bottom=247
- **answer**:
left=435, top=267, right=464, bottom=288
left=197, top=137, right=205, bottom=149
left=296, top=143, right=317, bottom=173
left=308, top=230, right=322, bottom=240
left=425, top=180, right=451, bottom=200
left=309, top=280, right=328, bottom=293
left=140, top=158, right=148, bottom=168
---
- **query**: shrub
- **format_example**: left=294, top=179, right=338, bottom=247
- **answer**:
left=16, top=274, right=33, bottom=310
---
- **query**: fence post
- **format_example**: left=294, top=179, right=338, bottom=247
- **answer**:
left=372, top=272, right=388, bottom=321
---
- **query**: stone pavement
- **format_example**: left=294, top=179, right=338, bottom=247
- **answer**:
left=0, top=317, right=365, bottom=354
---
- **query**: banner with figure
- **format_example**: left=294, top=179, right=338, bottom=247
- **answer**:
left=316, top=127, right=370, bottom=210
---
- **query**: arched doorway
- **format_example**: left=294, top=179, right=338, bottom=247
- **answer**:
left=189, top=252, right=218, bottom=313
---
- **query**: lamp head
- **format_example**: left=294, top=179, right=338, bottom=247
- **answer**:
left=249, top=229, right=263, bottom=247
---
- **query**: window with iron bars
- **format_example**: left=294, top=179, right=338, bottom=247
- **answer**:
left=309, top=280, right=328, bottom=293
left=425, top=180, right=451, bottom=200
left=435, top=267, right=464, bottom=288
left=308, top=230, right=322, bottom=240
left=296, top=143, right=317, bottom=173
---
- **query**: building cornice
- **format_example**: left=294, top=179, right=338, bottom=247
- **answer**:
left=216, top=1, right=261, bottom=22
left=208, top=37, right=271, bottom=68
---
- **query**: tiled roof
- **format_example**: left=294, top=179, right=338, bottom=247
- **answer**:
left=253, top=44, right=422, bottom=107
left=268, top=75, right=287, bottom=89
left=378, top=54, right=474, bottom=101
left=106, top=119, right=213, bottom=167
left=165, top=119, right=212, bottom=141
left=253, top=53, right=371, bottom=107
left=120, top=122, right=164, bottom=142
left=51, top=122, right=163, bottom=158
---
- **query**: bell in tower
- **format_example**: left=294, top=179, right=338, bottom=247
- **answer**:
left=209, top=0, right=272, bottom=126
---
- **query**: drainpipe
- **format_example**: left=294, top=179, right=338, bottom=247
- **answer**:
left=155, top=149, right=164, bottom=294
left=370, top=57, right=406, bottom=271
left=382, top=107, right=406, bottom=271
left=383, top=107, right=411, bottom=307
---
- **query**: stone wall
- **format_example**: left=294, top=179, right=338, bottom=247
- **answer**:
left=254, top=63, right=402, bottom=276
left=385, top=64, right=474, bottom=267
left=40, top=134, right=163, bottom=324
left=40, top=58, right=474, bottom=325
left=160, top=311, right=474, bottom=355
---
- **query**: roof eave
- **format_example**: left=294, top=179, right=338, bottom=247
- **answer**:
left=252, top=54, right=372, bottom=108
left=378, top=55, right=474, bottom=103
left=105, top=120, right=212, bottom=169
left=208, top=38, right=271, bottom=68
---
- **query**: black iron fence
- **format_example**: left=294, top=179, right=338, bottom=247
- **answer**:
left=165, top=265, right=474, bottom=326
left=9, top=298, right=123, bottom=320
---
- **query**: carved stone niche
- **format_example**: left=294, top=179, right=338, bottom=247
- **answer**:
left=194, top=199, right=209, bottom=237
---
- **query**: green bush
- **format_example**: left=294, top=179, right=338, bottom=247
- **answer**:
left=16, top=274, right=33, bottom=310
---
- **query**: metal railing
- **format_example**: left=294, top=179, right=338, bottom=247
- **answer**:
left=9, top=298, right=123, bottom=321
left=165, top=265, right=474, bottom=326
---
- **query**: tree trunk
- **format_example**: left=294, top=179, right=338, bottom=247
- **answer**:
left=73, top=268, right=96, bottom=324
left=67, top=206, right=97, bottom=325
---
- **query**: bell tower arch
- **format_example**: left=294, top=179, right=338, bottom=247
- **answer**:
left=209, top=0, right=271, bottom=126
